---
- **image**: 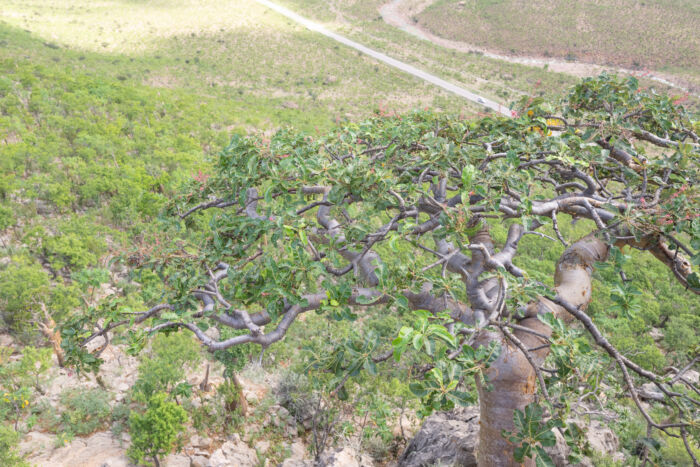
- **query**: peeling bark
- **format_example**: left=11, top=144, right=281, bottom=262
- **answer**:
left=476, top=235, right=608, bottom=466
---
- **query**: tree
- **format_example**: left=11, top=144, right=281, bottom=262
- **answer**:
left=127, top=392, right=188, bottom=467
left=68, top=75, right=700, bottom=466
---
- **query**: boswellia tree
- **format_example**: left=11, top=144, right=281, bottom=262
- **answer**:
left=67, top=75, right=699, bottom=465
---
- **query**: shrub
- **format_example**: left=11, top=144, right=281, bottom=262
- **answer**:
left=0, top=425, right=29, bottom=467
left=0, top=258, right=50, bottom=340
left=40, top=216, right=109, bottom=271
left=58, top=388, right=112, bottom=436
left=0, top=203, right=15, bottom=231
left=660, top=436, right=700, bottom=465
left=132, top=331, right=201, bottom=402
left=188, top=379, right=245, bottom=434
left=213, top=327, right=253, bottom=378
left=128, top=392, right=187, bottom=467
left=664, top=314, right=700, bottom=358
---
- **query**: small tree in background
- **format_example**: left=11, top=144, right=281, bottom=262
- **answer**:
left=127, top=392, right=187, bottom=467
left=68, top=75, right=699, bottom=466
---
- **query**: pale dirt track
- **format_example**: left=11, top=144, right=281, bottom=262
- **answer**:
left=379, top=0, right=696, bottom=95
left=253, top=0, right=513, bottom=115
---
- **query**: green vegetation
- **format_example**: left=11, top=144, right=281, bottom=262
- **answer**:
left=0, top=1, right=697, bottom=466
left=0, top=424, right=29, bottom=467
left=63, top=74, right=698, bottom=465
left=57, top=388, right=112, bottom=437
left=127, top=392, right=188, bottom=467
left=417, top=0, right=699, bottom=84
left=132, top=332, right=201, bottom=402
left=0, top=346, right=52, bottom=430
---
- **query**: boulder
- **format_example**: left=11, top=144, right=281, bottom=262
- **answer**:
left=586, top=420, right=622, bottom=462
left=399, top=407, right=479, bottom=467
left=682, top=369, right=699, bottom=384
left=164, top=453, right=191, bottom=467
left=639, top=382, right=664, bottom=401
left=207, top=435, right=258, bottom=467
left=21, top=431, right=128, bottom=467
left=191, top=456, right=210, bottom=467
left=280, top=441, right=311, bottom=467
left=399, top=407, right=601, bottom=467
left=318, top=446, right=374, bottom=467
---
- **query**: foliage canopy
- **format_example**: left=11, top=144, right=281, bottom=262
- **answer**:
left=68, top=74, right=699, bottom=465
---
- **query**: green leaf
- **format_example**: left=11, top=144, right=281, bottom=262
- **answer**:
left=409, top=382, right=428, bottom=398
left=534, top=446, right=556, bottom=467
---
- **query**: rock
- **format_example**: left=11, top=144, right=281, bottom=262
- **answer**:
left=191, top=456, right=210, bottom=467
left=400, top=407, right=587, bottom=467
left=290, top=441, right=306, bottom=459
left=586, top=420, right=621, bottom=460
left=318, top=446, right=374, bottom=467
left=399, top=407, right=479, bottom=467
left=544, top=427, right=569, bottom=466
left=257, top=440, right=270, bottom=454
left=190, top=435, right=213, bottom=450
left=281, top=461, right=312, bottom=467
left=649, top=327, right=664, bottom=341
left=208, top=436, right=258, bottom=467
left=21, top=431, right=128, bottom=467
left=280, top=441, right=310, bottom=466
left=281, top=101, right=299, bottom=109
left=36, top=200, right=53, bottom=215
left=0, top=332, right=15, bottom=347
left=164, top=453, right=191, bottom=467
left=639, top=382, right=664, bottom=401
left=542, top=426, right=595, bottom=467
left=682, top=369, right=699, bottom=384
left=285, top=423, right=298, bottom=438
left=116, top=382, right=130, bottom=392
left=204, top=326, right=220, bottom=341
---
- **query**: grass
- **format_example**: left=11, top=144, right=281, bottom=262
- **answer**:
left=416, top=0, right=700, bottom=87
left=0, top=1, right=697, bottom=465
left=0, top=0, right=471, bottom=127
left=0, top=0, right=480, bottom=306
left=275, top=0, right=697, bottom=109
left=278, top=0, right=580, bottom=104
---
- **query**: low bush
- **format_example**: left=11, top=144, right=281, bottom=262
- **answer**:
left=0, top=425, right=29, bottom=467
left=132, top=331, right=201, bottom=402
left=128, top=392, right=187, bottom=467
left=58, top=388, right=111, bottom=436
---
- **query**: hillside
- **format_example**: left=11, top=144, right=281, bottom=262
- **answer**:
left=413, top=0, right=700, bottom=91
left=0, top=1, right=698, bottom=467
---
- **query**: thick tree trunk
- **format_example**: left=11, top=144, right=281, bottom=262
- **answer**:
left=476, top=331, right=539, bottom=466
left=476, top=236, right=608, bottom=466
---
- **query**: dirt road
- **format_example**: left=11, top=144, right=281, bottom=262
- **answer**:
left=253, top=0, right=513, bottom=116
left=379, top=0, right=695, bottom=95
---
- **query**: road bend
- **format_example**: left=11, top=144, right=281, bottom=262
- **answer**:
left=253, top=0, right=513, bottom=116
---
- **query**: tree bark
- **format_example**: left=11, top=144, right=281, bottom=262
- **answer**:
left=476, top=236, right=608, bottom=466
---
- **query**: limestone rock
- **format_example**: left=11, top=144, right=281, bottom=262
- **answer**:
left=280, top=441, right=311, bottom=467
left=586, top=420, right=622, bottom=462
left=399, top=407, right=595, bottom=467
left=649, top=327, right=664, bottom=341
left=20, top=431, right=128, bottom=467
left=318, top=446, right=374, bottom=467
left=164, top=453, right=191, bottom=467
left=208, top=435, right=258, bottom=467
left=191, top=455, right=210, bottom=467
left=682, top=369, right=699, bottom=384
left=399, top=407, right=479, bottom=467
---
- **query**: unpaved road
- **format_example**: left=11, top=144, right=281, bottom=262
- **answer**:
left=380, top=0, right=696, bottom=95
left=253, top=0, right=513, bottom=116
